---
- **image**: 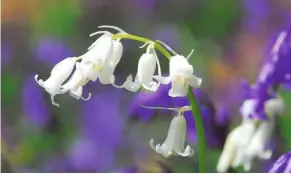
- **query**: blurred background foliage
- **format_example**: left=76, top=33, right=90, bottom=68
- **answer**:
left=1, top=0, right=291, bottom=172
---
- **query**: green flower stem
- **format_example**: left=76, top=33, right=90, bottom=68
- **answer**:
left=113, top=33, right=207, bottom=173
left=113, top=34, right=172, bottom=59
left=187, top=88, right=206, bottom=172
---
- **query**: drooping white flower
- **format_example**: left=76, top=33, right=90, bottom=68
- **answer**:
left=217, top=96, right=284, bottom=172
left=141, top=105, right=194, bottom=158
left=239, top=97, right=284, bottom=169
left=153, top=40, right=202, bottom=97
left=78, top=25, right=127, bottom=87
left=61, top=65, right=91, bottom=101
left=35, top=57, right=77, bottom=107
left=243, top=118, right=274, bottom=163
left=120, top=42, right=162, bottom=92
left=98, top=37, right=123, bottom=85
left=216, top=121, right=257, bottom=173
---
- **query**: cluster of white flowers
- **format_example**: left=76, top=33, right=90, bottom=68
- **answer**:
left=216, top=96, right=285, bottom=172
left=35, top=25, right=202, bottom=107
left=34, top=25, right=201, bottom=158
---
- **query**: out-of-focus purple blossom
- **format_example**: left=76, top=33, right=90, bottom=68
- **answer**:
left=136, top=0, right=156, bottom=11
left=42, top=156, right=74, bottom=173
left=257, top=29, right=291, bottom=88
left=268, top=152, right=291, bottom=173
left=68, top=137, right=99, bottom=172
left=115, top=166, right=138, bottom=173
left=241, top=28, right=291, bottom=120
left=128, top=84, right=172, bottom=122
left=243, top=0, right=270, bottom=32
left=240, top=80, right=274, bottom=120
left=35, top=37, right=74, bottom=65
left=154, top=25, right=180, bottom=52
left=1, top=43, right=13, bottom=67
left=21, top=76, right=50, bottom=127
left=68, top=89, right=124, bottom=172
left=215, top=104, right=231, bottom=125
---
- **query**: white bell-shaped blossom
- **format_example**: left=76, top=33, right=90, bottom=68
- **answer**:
left=35, top=57, right=77, bottom=107
left=78, top=25, right=126, bottom=85
left=61, top=65, right=91, bottom=101
left=243, top=117, right=274, bottom=162
left=217, top=96, right=284, bottom=172
left=120, top=42, right=162, bottom=92
left=217, top=121, right=257, bottom=173
left=239, top=97, right=284, bottom=169
left=153, top=41, right=202, bottom=97
left=141, top=105, right=194, bottom=158
left=98, top=38, right=123, bottom=85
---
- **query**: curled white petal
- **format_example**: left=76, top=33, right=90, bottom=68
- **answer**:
left=69, top=86, right=91, bottom=101
left=188, top=75, right=202, bottom=88
left=124, top=81, right=141, bottom=92
left=177, top=145, right=194, bottom=157
left=111, top=75, right=136, bottom=89
left=149, top=138, right=156, bottom=150
left=34, top=74, right=44, bottom=87
left=50, top=95, right=59, bottom=107
left=142, top=81, right=159, bottom=92
left=153, top=75, right=171, bottom=84
left=81, top=93, right=91, bottom=101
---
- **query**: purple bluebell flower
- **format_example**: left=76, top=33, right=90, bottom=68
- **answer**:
left=240, top=80, right=274, bottom=120
left=257, top=29, right=291, bottom=88
left=21, top=76, right=50, bottom=127
left=36, top=37, right=74, bottom=65
left=268, top=152, right=291, bottom=173
left=68, top=88, right=124, bottom=172
left=241, top=28, right=291, bottom=120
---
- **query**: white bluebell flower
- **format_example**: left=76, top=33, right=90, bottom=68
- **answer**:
left=35, top=57, right=77, bottom=107
left=153, top=40, right=202, bottom=97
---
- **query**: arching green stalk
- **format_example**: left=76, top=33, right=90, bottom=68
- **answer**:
left=113, top=33, right=207, bottom=172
